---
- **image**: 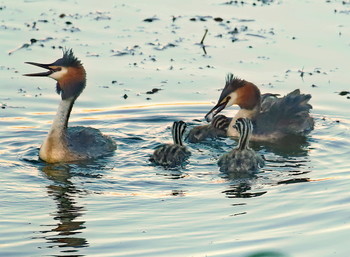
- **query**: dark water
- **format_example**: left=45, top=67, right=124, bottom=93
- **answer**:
left=1, top=0, right=350, bottom=256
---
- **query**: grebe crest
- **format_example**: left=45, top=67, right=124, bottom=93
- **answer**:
left=218, top=118, right=264, bottom=175
left=205, top=73, right=314, bottom=142
left=24, top=48, right=116, bottom=163
left=150, top=121, right=190, bottom=168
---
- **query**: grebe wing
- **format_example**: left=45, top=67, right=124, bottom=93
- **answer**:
left=255, top=89, right=314, bottom=136
left=67, top=126, right=116, bottom=159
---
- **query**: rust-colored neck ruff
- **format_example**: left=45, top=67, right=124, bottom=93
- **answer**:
left=57, top=66, right=86, bottom=100
left=234, top=82, right=261, bottom=110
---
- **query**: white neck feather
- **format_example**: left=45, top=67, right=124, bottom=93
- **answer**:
left=39, top=98, right=75, bottom=162
left=227, top=107, right=259, bottom=137
left=50, top=98, right=74, bottom=133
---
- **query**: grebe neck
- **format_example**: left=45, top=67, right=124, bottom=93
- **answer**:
left=51, top=97, right=74, bottom=134
left=237, top=128, right=251, bottom=151
left=234, top=105, right=260, bottom=120
left=39, top=97, right=75, bottom=161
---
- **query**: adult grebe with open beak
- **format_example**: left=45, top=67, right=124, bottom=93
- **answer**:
left=24, top=49, right=116, bottom=163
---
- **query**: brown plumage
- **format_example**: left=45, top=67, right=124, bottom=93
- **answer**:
left=24, top=49, right=116, bottom=163
left=205, top=73, right=314, bottom=142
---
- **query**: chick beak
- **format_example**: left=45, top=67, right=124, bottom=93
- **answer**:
left=24, top=62, right=54, bottom=77
left=205, top=97, right=230, bottom=122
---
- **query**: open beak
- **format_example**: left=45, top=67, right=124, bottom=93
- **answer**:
left=24, top=62, right=54, bottom=77
left=205, top=97, right=230, bottom=122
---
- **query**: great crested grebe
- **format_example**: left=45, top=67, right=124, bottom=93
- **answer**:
left=24, top=49, right=116, bottom=163
left=205, top=73, right=314, bottom=142
left=150, top=121, right=190, bottom=167
left=218, top=118, right=264, bottom=174
left=187, top=114, right=231, bottom=143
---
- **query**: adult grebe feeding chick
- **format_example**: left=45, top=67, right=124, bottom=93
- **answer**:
left=150, top=121, right=190, bottom=168
left=187, top=114, right=232, bottom=143
left=24, top=49, right=116, bottom=163
left=218, top=118, right=264, bottom=174
left=193, top=73, right=314, bottom=143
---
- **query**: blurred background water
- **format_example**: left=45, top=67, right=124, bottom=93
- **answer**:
left=0, top=0, right=350, bottom=256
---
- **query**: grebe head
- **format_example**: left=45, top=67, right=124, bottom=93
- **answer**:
left=24, top=48, right=86, bottom=100
left=205, top=73, right=261, bottom=122
left=234, top=118, right=253, bottom=150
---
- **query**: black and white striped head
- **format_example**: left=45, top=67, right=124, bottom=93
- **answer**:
left=172, top=121, right=187, bottom=146
left=234, top=118, right=253, bottom=150
left=211, top=114, right=231, bottom=131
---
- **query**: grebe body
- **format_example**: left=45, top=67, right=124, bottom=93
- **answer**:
left=218, top=118, right=264, bottom=174
left=150, top=121, right=190, bottom=168
left=25, top=49, right=116, bottom=163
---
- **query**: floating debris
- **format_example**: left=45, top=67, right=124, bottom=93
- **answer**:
left=143, top=17, right=159, bottom=22
left=153, top=42, right=176, bottom=51
left=214, top=17, right=224, bottom=22
left=146, top=88, right=162, bottom=94
left=111, top=45, right=141, bottom=56
left=194, top=29, right=209, bottom=55
left=339, top=91, right=350, bottom=96
left=246, top=33, right=266, bottom=39
left=8, top=36, right=54, bottom=55
left=90, top=11, right=111, bottom=21
left=189, top=15, right=211, bottom=22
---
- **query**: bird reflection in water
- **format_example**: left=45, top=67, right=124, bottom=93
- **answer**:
left=39, top=164, right=88, bottom=255
left=222, top=180, right=267, bottom=199
left=221, top=154, right=312, bottom=200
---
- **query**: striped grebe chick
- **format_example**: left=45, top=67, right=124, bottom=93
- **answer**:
left=150, top=121, right=190, bottom=168
left=205, top=73, right=314, bottom=142
left=187, top=115, right=232, bottom=143
left=24, top=49, right=116, bottom=163
left=218, top=118, right=264, bottom=174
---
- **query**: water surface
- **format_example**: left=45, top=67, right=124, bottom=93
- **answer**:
left=1, top=0, right=350, bottom=256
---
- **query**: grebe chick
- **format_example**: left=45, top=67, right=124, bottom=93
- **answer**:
left=187, top=114, right=232, bottom=143
left=24, top=49, right=116, bottom=163
left=205, top=73, right=314, bottom=142
left=150, top=121, right=190, bottom=168
left=218, top=118, right=264, bottom=174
